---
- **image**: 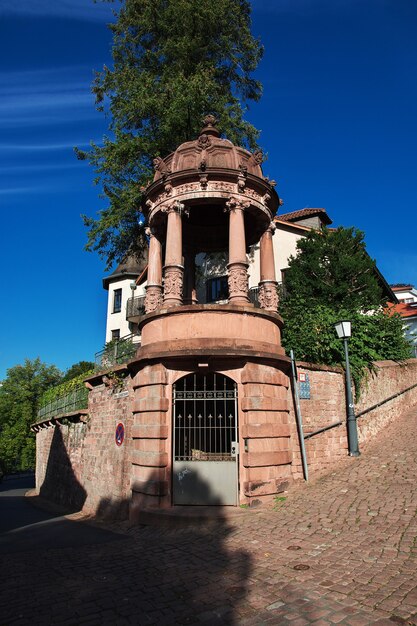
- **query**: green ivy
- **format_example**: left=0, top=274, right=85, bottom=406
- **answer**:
left=39, top=369, right=94, bottom=409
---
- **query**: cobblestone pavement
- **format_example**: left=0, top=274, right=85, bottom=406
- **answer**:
left=1, top=407, right=417, bottom=625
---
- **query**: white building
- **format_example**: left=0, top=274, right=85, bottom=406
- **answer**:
left=103, top=253, right=147, bottom=344
left=390, top=284, right=417, bottom=356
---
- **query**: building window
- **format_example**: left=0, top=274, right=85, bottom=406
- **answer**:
left=111, top=329, right=120, bottom=341
left=206, top=276, right=228, bottom=303
left=113, top=288, right=122, bottom=313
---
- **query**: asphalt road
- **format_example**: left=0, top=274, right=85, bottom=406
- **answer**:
left=0, top=474, right=129, bottom=555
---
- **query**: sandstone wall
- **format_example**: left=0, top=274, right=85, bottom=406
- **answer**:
left=289, top=359, right=417, bottom=481
left=36, top=376, right=134, bottom=519
left=35, top=359, right=417, bottom=518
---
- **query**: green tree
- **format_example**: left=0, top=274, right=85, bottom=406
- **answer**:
left=0, top=359, right=62, bottom=473
left=77, top=0, right=263, bottom=268
left=283, top=227, right=384, bottom=312
left=279, top=228, right=412, bottom=390
left=62, top=360, right=95, bottom=382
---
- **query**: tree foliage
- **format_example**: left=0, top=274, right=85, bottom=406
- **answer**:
left=279, top=227, right=412, bottom=392
left=284, top=227, right=384, bottom=312
left=77, top=0, right=264, bottom=268
left=62, top=360, right=95, bottom=382
left=0, top=359, right=62, bottom=472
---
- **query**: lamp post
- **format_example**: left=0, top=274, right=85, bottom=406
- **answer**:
left=334, top=320, right=360, bottom=457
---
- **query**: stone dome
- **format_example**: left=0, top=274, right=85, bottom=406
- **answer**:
left=143, top=116, right=280, bottom=252
left=152, top=115, right=265, bottom=182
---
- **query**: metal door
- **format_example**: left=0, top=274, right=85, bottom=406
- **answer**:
left=173, top=373, right=238, bottom=505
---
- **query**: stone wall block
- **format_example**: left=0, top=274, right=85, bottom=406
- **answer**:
left=241, top=396, right=288, bottom=412
left=136, top=383, right=168, bottom=400
left=133, top=439, right=166, bottom=453
left=249, top=438, right=290, bottom=453
left=131, top=479, right=168, bottom=496
left=131, top=424, right=169, bottom=439
left=133, top=397, right=169, bottom=413
left=132, top=364, right=168, bottom=389
left=132, top=411, right=168, bottom=426
left=241, top=362, right=289, bottom=387
left=131, top=450, right=168, bottom=467
left=241, top=423, right=291, bottom=438
left=242, top=450, right=292, bottom=467
left=243, top=479, right=290, bottom=497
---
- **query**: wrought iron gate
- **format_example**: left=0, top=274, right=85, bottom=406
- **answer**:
left=173, top=373, right=238, bottom=505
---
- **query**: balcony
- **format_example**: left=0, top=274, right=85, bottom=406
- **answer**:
left=94, top=333, right=139, bottom=371
left=126, top=295, right=146, bottom=323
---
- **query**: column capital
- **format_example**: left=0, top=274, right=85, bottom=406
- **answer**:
left=224, top=196, right=250, bottom=213
left=161, top=200, right=189, bottom=217
left=265, top=221, right=276, bottom=236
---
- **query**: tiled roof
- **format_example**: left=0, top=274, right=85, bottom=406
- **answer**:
left=277, top=208, right=332, bottom=225
left=391, top=284, right=414, bottom=291
left=387, top=302, right=417, bottom=319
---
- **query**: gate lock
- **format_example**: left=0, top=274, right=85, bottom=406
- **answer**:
left=231, top=442, right=239, bottom=457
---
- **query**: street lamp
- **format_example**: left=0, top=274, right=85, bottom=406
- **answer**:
left=334, top=320, right=360, bottom=457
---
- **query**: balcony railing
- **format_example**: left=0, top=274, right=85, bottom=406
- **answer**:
left=37, top=385, right=89, bottom=421
left=126, top=295, right=146, bottom=322
left=94, top=333, right=139, bottom=370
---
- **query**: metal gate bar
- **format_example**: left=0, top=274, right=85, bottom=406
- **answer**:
left=173, top=373, right=237, bottom=462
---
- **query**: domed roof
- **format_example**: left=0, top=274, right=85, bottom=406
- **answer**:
left=152, top=115, right=265, bottom=181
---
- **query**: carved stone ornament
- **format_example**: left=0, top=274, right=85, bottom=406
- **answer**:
left=163, top=266, right=183, bottom=300
left=228, top=265, right=249, bottom=297
left=258, top=281, right=279, bottom=312
left=253, top=149, right=264, bottom=164
left=145, top=285, right=163, bottom=313
left=161, top=200, right=189, bottom=217
left=266, top=221, right=276, bottom=236
left=153, top=156, right=171, bottom=177
left=197, top=133, right=211, bottom=149
left=224, top=196, right=251, bottom=213
left=203, top=114, right=217, bottom=127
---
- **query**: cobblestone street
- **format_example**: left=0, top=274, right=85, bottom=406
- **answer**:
left=1, top=406, right=416, bottom=625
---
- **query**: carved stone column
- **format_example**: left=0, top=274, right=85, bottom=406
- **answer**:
left=226, top=196, right=250, bottom=305
left=183, top=250, right=198, bottom=305
left=258, top=221, right=278, bottom=312
left=144, top=226, right=163, bottom=313
left=162, top=200, right=188, bottom=307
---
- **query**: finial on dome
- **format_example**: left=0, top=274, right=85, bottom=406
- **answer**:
left=200, top=114, right=220, bottom=137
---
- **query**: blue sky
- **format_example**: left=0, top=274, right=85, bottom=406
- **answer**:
left=0, top=0, right=416, bottom=379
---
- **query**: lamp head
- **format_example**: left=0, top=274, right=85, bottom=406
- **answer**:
left=334, top=320, right=351, bottom=339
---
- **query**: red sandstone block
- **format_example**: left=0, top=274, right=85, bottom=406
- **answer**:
left=131, top=424, right=168, bottom=439
left=241, top=396, right=288, bottom=412
left=250, top=438, right=290, bottom=453
left=134, top=439, right=166, bottom=453
left=131, top=479, right=168, bottom=496
left=242, top=450, right=292, bottom=467
left=132, top=364, right=168, bottom=389
left=136, top=383, right=167, bottom=400
left=133, top=411, right=167, bottom=425
left=243, top=478, right=290, bottom=496
left=133, top=397, right=169, bottom=413
left=131, top=450, right=168, bottom=467
left=241, top=423, right=291, bottom=438
left=241, top=362, right=289, bottom=387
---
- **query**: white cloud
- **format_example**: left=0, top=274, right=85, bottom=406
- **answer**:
left=0, top=68, right=98, bottom=126
left=0, top=0, right=116, bottom=22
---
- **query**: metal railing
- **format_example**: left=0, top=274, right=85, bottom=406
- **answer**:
left=94, top=333, right=139, bottom=370
left=37, top=385, right=89, bottom=420
left=126, top=295, right=146, bottom=320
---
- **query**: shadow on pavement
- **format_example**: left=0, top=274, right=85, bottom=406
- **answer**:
left=0, top=474, right=129, bottom=555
